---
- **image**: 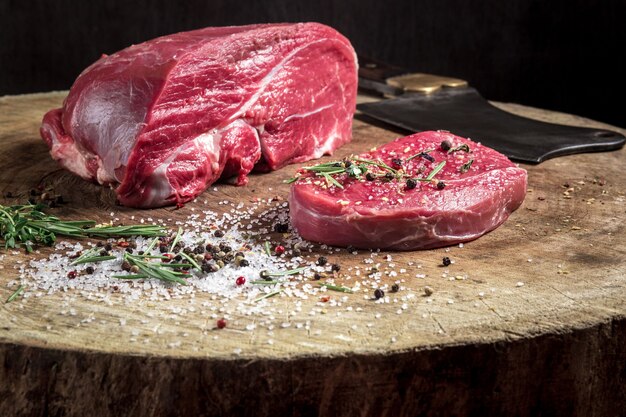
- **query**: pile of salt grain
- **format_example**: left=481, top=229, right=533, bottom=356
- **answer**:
left=16, top=198, right=327, bottom=304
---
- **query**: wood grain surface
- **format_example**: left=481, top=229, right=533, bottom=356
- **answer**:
left=1, top=92, right=625, bottom=416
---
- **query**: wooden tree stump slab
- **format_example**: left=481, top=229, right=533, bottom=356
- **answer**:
left=1, top=92, right=625, bottom=416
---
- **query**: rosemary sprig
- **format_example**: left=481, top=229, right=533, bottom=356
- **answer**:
left=264, top=241, right=271, bottom=256
left=0, top=203, right=166, bottom=252
left=287, top=156, right=403, bottom=186
left=318, top=282, right=353, bottom=293
left=6, top=285, right=24, bottom=303
left=254, top=289, right=282, bottom=302
left=72, top=255, right=116, bottom=265
left=251, top=280, right=280, bottom=285
left=114, top=252, right=189, bottom=285
left=70, top=247, right=115, bottom=265
left=83, top=225, right=166, bottom=238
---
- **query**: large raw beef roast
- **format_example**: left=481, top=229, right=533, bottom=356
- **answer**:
left=289, top=131, right=527, bottom=250
left=41, top=23, right=358, bottom=208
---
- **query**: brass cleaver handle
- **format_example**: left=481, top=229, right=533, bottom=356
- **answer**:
left=358, top=55, right=468, bottom=96
left=386, top=73, right=468, bottom=95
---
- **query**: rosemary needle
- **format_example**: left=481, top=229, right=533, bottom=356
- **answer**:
left=318, top=282, right=353, bottom=293
left=254, top=289, right=282, bottom=302
left=6, top=285, right=24, bottom=303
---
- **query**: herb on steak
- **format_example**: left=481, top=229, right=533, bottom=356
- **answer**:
left=447, top=143, right=470, bottom=154
left=406, top=149, right=435, bottom=163
left=423, top=161, right=446, bottom=181
left=286, top=154, right=428, bottom=187
left=0, top=203, right=166, bottom=253
left=460, top=159, right=474, bottom=174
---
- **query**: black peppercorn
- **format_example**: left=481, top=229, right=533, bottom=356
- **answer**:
left=406, top=178, right=417, bottom=189
left=105, top=243, right=113, bottom=251
left=437, top=181, right=446, bottom=190
left=374, top=288, right=385, bottom=299
left=193, top=245, right=204, bottom=254
left=274, top=223, right=289, bottom=233
left=317, top=256, right=328, bottom=266
left=219, top=242, right=232, bottom=253
left=239, top=259, right=250, bottom=267
left=159, top=245, right=167, bottom=253
left=365, top=173, right=375, bottom=181
left=121, top=261, right=132, bottom=271
left=313, top=272, right=322, bottom=280
left=100, top=250, right=109, bottom=257
left=174, top=254, right=182, bottom=262
left=125, top=247, right=134, bottom=254
left=384, top=172, right=395, bottom=181
left=331, top=264, right=341, bottom=272
left=440, top=140, right=452, bottom=151
left=85, top=266, right=95, bottom=275
left=391, top=158, right=403, bottom=167
left=201, top=262, right=218, bottom=273
left=213, top=230, right=224, bottom=238
left=260, top=270, right=270, bottom=279
left=442, top=256, right=451, bottom=266
left=391, top=283, right=399, bottom=292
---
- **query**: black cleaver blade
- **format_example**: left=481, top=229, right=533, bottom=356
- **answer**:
left=357, top=57, right=625, bottom=163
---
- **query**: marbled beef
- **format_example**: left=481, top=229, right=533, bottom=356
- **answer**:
left=41, top=23, right=357, bottom=208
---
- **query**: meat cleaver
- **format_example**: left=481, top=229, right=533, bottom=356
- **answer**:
left=357, top=57, right=625, bottom=163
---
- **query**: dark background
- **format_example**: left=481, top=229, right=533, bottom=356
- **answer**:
left=1, top=0, right=624, bottom=127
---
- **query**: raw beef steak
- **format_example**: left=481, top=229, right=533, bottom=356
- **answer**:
left=289, top=131, right=527, bottom=250
left=40, top=23, right=357, bottom=208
